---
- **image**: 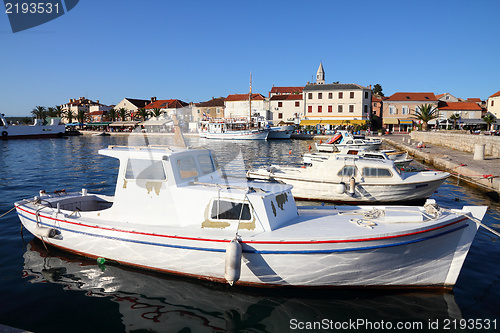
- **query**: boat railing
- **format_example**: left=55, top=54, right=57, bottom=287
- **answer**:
left=190, top=181, right=268, bottom=193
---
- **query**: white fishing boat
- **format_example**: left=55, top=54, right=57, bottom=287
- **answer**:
left=248, top=153, right=448, bottom=203
left=0, top=113, right=66, bottom=139
left=267, top=125, right=294, bottom=139
left=15, top=145, right=487, bottom=288
left=203, top=119, right=269, bottom=140
left=303, top=148, right=413, bottom=168
left=316, top=130, right=382, bottom=152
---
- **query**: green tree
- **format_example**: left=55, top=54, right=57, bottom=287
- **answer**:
left=137, top=108, right=150, bottom=121
left=483, top=113, right=497, bottom=131
left=448, top=113, right=460, bottom=129
left=76, top=109, right=87, bottom=128
left=47, top=107, right=58, bottom=117
left=372, top=84, right=384, bottom=96
left=151, top=108, right=162, bottom=118
left=118, top=108, right=129, bottom=121
left=55, top=105, right=64, bottom=117
left=412, top=104, right=440, bottom=131
left=31, top=106, right=47, bottom=121
left=107, top=108, right=117, bottom=122
left=64, top=109, right=74, bottom=124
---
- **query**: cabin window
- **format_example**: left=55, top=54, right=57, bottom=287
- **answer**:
left=337, top=166, right=357, bottom=177
left=362, top=167, right=393, bottom=178
left=362, top=154, right=384, bottom=160
left=125, top=159, right=166, bottom=180
left=210, top=200, right=251, bottom=221
left=177, top=156, right=199, bottom=179
left=198, top=154, right=215, bottom=174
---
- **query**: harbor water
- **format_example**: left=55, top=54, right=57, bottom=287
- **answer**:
left=0, top=135, right=499, bottom=333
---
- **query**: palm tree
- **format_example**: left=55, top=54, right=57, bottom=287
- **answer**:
left=483, top=113, right=497, bottom=131
left=64, top=109, right=74, bottom=124
left=107, top=108, right=117, bottom=122
left=31, top=106, right=47, bottom=121
left=448, top=113, right=460, bottom=130
left=55, top=105, right=64, bottom=118
left=151, top=108, right=162, bottom=118
left=76, top=109, right=87, bottom=129
left=137, top=108, right=150, bottom=121
left=118, top=108, right=129, bottom=121
left=412, top=104, right=440, bottom=131
left=47, top=107, right=58, bottom=118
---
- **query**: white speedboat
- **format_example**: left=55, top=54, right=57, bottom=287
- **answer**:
left=15, top=145, right=486, bottom=288
left=303, top=148, right=413, bottom=168
left=248, top=153, right=448, bottom=203
left=1, top=113, right=66, bottom=139
left=316, top=131, right=382, bottom=152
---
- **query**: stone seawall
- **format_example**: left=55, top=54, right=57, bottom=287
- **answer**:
left=410, top=132, right=500, bottom=158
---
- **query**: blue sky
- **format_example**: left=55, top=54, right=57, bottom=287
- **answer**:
left=1, top=0, right=499, bottom=116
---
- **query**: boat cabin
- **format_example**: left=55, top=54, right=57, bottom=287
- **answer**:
left=62, top=146, right=299, bottom=232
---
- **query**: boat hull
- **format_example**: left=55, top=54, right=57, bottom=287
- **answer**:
left=267, top=125, right=294, bottom=139
left=15, top=201, right=480, bottom=288
left=1, top=126, right=66, bottom=139
left=204, top=130, right=269, bottom=140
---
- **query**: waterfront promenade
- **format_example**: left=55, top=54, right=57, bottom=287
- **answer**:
left=381, top=134, right=500, bottom=199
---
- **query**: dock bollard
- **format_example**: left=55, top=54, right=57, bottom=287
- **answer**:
left=474, top=143, right=485, bottom=160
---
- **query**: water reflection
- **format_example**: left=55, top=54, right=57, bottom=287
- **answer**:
left=24, top=240, right=463, bottom=333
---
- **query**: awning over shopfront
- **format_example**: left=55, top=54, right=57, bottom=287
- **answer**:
left=300, top=119, right=367, bottom=126
left=399, top=119, right=413, bottom=125
left=110, top=121, right=140, bottom=127
left=86, top=122, right=112, bottom=126
left=382, top=118, right=399, bottom=125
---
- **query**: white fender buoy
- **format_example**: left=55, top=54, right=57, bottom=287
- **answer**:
left=33, top=226, right=58, bottom=238
left=335, top=183, right=345, bottom=194
left=349, top=177, right=356, bottom=196
left=225, top=237, right=242, bottom=286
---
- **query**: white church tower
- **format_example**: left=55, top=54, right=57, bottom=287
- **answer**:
left=316, top=62, right=325, bottom=84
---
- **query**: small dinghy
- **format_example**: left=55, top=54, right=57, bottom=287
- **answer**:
left=15, top=145, right=488, bottom=288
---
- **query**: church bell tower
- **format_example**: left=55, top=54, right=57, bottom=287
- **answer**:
left=316, top=62, right=325, bottom=84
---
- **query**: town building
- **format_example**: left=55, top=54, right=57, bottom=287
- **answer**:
left=60, top=97, right=109, bottom=123
left=301, top=83, right=372, bottom=128
left=487, top=90, right=500, bottom=119
left=436, top=93, right=460, bottom=102
left=437, top=101, right=484, bottom=128
left=144, top=98, right=190, bottom=121
left=192, top=97, right=225, bottom=122
left=224, top=93, right=267, bottom=119
left=382, top=92, right=438, bottom=132
left=299, top=63, right=371, bottom=129
left=269, top=93, right=303, bottom=125
left=114, top=98, right=151, bottom=120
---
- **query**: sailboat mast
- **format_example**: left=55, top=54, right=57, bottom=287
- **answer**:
left=249, top=72, right=252, bottom=120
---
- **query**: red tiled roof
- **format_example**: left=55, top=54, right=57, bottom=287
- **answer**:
left=270, top=86, right=304, bottom=94
left=225, top=93, right=265, bottom=102
left=466, top=98, right=481, bottom=102
left=489, top=90, right=500, bottom=98
left=386, top=92, right=437, bottom=101
left=270, top=94, right=303, bottom=101
left=196, top=97, right=225, bottom=107
left=438, top=102, right=482, bottom=111
left=144, top=99, right=188, bottom=109
left=435, top=93, right=445, bottom=99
